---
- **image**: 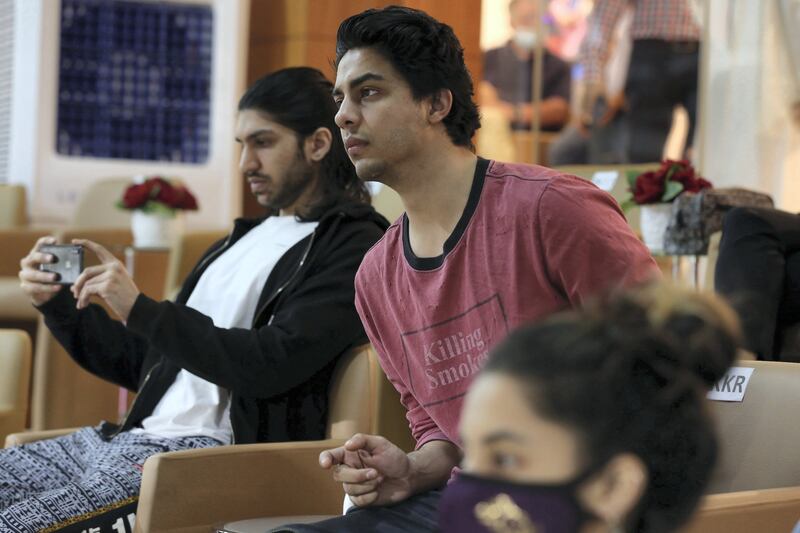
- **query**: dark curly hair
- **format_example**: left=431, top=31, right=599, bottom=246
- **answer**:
left=484, top=284, right=741, bottom=533
left=238, top=67, right=370, bottom=221
left=335, top=6, right=481, bottom=149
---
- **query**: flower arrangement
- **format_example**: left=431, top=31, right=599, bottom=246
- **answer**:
left=118, top=176, right=198, bottom=215
left=622, top=159, right=712, bottom=210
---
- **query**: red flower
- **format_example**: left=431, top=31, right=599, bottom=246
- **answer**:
left=693, top=177, right=713, bottom=192
left=119, top=176, right=199, bottom=211
left=176, top=187, right=199, bottom=210
left=632, top=171, right=665, bottom=204
left=121, top=183, right=152, bottom=209
left=155, top=181, right=180, bottom=207
left=668, top=165, right=713, bottom=193
left=670, top=168, right=695, bottom=188
left=626, top=159, right=713, bottom=206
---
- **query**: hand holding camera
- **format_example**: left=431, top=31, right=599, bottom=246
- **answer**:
left=70, top=239, right=141, bottom=322
left=19, top=238, right=141, bottom=322
left=18, top=236, right=68, bottom=306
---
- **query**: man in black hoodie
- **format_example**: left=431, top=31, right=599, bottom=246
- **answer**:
left=9, top=67, right=388, bottom=533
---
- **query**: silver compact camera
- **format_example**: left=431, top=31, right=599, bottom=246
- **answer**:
left=39, top=244, right=84, bottom=285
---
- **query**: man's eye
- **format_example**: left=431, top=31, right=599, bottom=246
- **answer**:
left=361, top=87, right=378, bottom=98
left=333, top=96, right=344, bottom=108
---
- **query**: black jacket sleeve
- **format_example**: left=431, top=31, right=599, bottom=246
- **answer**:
left=37, top=289, right=150, bottom=391
left=124, top=219, right=383, bottom=398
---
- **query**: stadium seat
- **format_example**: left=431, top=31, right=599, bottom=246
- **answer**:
left=0, top=329, right=32, bottom=444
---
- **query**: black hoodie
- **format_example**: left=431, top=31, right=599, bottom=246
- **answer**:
left=38, top=202, right=389, bottom=444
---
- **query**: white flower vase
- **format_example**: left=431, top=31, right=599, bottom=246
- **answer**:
left=640, top=203, right=673, bottom=253
left=131, top=211, right=181, bottom=249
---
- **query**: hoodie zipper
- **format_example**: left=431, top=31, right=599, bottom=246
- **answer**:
left=114, top=213, right=343, bottom=443
left=107, top=236, right=235, bottom=439
left=252, top=222, right=320, bottom=327
left=109, top=361, right=162, bottom=438
left=194, top=233, right=233, bottom=276
left=228, top=225, right=320, bottom=444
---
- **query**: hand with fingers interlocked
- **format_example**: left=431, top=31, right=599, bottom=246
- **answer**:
left=319, top=433, right=414, bottom=508
left=68, top=239, right=141, bottom=322
left=319, top=433, right=460, bottom=508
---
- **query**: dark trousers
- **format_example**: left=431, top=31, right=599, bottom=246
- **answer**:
left=625, top=39, right=699, bottom=163
left=272, top=489, right=442, bottom=533
left=715, top=207, right=800, bottom=360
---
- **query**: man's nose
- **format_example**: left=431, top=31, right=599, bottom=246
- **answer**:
left=239, top=146, right=258, bottom=175
left=335, top=97, right=358, bottom=130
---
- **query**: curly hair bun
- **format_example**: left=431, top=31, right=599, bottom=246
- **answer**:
left=600, top=283, right=742, bottom=389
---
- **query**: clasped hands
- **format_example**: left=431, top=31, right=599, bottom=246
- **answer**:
left=19, top=236, right=141, bottom=322
left=319, top=433, right=415, bottom=508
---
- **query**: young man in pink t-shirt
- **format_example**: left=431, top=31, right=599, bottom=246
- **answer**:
left=279, top=6, right=658, bottom=532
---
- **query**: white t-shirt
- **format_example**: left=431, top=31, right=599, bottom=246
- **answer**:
left=133, top=215, right=318, bottom=442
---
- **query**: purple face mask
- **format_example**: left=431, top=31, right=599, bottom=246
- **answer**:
left=438, top=468, right=600, bottom=533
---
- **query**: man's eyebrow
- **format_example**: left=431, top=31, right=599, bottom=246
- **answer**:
left=234, top=129, right=274, bottom=143
left=333, top=72, right=386, bottom=95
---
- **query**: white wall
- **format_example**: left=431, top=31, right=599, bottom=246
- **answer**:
left=8, top=0, right=251, bottom=228
left=0, top=0, right=14, bottom=184
left=480, top=0, right=513, bottom=51
left=697, top=0, right=800, bottom=211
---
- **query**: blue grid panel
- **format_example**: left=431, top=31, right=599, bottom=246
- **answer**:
left=57, top=0, right=213, bottom=163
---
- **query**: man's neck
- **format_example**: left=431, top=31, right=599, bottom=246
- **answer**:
left=393, top=144, right=478, bottom=259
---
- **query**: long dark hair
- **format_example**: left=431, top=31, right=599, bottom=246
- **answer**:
left=485, top=284, right=740, bottom=533
left=335, top=6, right=481, bottom=149
left=238, top=67, right=370, bottom=220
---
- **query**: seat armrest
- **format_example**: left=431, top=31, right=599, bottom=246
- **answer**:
left=135, top=439, right=347, bottom=533
left=684, top=486, right=800, bottom=533
left=4, top=427, right=79, bottom=448
left=0, top=228, right=54, bottom=276
left=0, top=409, right=27, bottom=447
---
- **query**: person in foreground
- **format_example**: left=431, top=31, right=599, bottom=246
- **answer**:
left=8, top=67, right=387, bottom=532
left=440, top=283, right=740, bottom=533
left=274, top=6, right=658, bottom=532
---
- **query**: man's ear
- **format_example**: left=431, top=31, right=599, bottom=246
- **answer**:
left=304, top=127, right=333, bottom=163
left=579, top=453, right=648, bottom=528
left=427, top=89, right=454, bottom=125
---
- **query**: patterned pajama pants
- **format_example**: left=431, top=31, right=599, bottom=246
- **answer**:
left=0, top=426, right=220, bottom=533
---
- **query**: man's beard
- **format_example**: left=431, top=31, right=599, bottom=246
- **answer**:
left=256, top=151, right=316, bottom=212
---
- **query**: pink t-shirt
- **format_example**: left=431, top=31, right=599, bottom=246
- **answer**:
left=354, top=159, right=658, bottom=449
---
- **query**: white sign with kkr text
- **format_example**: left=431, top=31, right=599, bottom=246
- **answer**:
left=707, top=367, right=755, bottom=402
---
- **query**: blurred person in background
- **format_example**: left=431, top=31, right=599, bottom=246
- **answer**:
left=481, top=0, right=572, bottom=132
left=546, top=0, right=593, bottom=62
left=548, top=5, right=633, bottom=166
left=580, top=0, right=701, bottom=162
